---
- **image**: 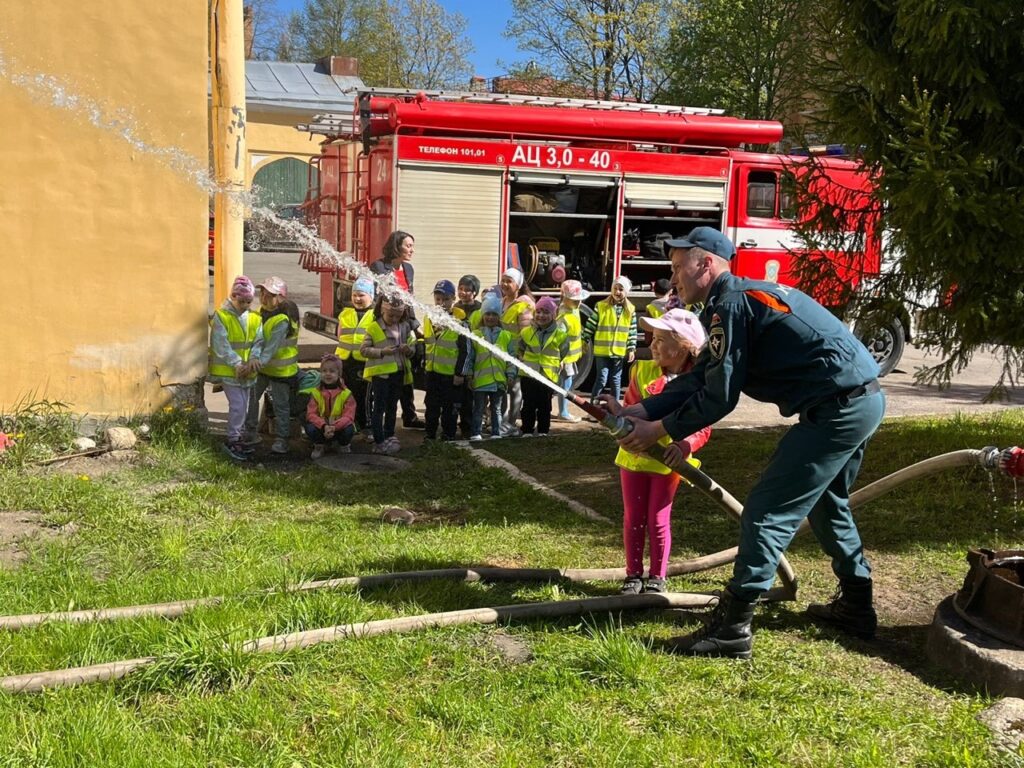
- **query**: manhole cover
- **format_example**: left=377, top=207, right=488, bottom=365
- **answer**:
left=315, top=453, right=410, bottom=474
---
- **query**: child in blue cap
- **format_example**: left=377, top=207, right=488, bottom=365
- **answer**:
left=463, top=293, right=517, bottom=440
left=423, top=279, right=468, bottom=441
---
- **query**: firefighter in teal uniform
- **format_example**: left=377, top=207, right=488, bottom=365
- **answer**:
left=616, top=227, right=885, bottom=659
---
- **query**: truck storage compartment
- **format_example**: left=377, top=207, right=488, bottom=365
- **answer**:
left=507, top=172, right=619, bottom=295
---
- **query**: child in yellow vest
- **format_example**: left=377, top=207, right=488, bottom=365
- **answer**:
left=453, top=274, right=482, bottom=438
left=462, top=294, right=517, bottom=440
left=555, top=279, right=588, bottom=422
left=499, top=268, right=535, bottom=436
left=518, top=296, right=568, bottom=436
left=208, top=276, right=263, bottom=461
left=305, top=354, right=356, bottom=459
left=583, top=275, right=638, bottom=404
left=244, top=276, right=299, bottom=455
left=335, top=276, right=376, bottom=439
left=423, top=279, right=468, bottom=442
left=607, top=309, right=710, bottom=594
left=360, top=296, right=417, bottom=455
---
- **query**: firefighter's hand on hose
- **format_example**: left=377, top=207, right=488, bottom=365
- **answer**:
left=617, top=417, right=669, bottom=453
left=662, top=442, right=692, bottom=471
left=597, top=394, right=623, bottom=416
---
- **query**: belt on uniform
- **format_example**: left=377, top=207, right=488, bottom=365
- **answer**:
left=837, top=379, right=880, bottom=403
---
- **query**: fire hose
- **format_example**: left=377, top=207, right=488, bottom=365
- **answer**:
left=1, top=431, right=1020, bottom=692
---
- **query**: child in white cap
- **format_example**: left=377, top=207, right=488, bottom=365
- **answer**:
left=209, top=276, right=263, bottom=460
left=554, top=280, right=589, bottom=421
left=335, top=276, right=376, bottom=438
left=498, top=267, right=535, bottom=435
left=607, top=308, right=711, bottom=594
left=244, top=276, right=299, bottom=454
left=583, top=275, right=637, bottom=404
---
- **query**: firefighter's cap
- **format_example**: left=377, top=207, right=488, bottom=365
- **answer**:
left=663, top=227, right=736, bottom=260
left=433, top=279, right=457, bottom=297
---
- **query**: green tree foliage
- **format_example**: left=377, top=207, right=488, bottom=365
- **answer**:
left=280, top=0, right=473, bottom=89
left=658, top=0, right=814, bottom=122
left=797, top=1, right=1024, bottom=390
left=505, top=0, right=679, bottom=101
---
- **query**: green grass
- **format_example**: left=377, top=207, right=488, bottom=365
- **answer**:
left=0, top=411, right=1023, bottom=766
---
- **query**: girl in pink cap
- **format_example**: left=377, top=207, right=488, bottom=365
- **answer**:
left=605, top=308, right=711, bottom=594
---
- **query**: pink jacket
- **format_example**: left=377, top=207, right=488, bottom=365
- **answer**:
left=306, top=385, right=356, bottom=430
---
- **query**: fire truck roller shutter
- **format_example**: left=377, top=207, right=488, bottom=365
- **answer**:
left=395, top=164, right=504, bottom=303
left=622, top=178, right=727, bottom=213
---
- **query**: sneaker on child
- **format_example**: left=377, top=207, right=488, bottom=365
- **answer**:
left=271, top=438, right=289, bottom=454
left=310, top=445, right=325, bottom=460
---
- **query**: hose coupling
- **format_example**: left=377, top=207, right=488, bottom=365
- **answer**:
left=998, top=446, right=1024, bottom=478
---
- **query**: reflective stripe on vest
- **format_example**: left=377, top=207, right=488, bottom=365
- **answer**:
left=615, top=360, right=701, bottom=476
left=593, top=299, right=634, bottom=358
left=208, top=309, right=260, bottom=379
left=335, top=307, right=372, bottom=361
left=501, top=299, right=532, bottom=341
left=362, top=320, right=414, bottom=384
left=521, top=325, right=566, bottom=383
left=471, top=328, right=513, bottom=389
left=261, top=314, right=299, bottom=378
left=558, top=308, right=583, bottom=364
left=423, top=316, right=461, bottom=375
left=309, top=387, right=352, bottom=421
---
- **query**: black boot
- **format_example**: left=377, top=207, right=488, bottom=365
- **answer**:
left=806, top=577, right=877, bottom=639
left=664, top=589, right=755, bottom=659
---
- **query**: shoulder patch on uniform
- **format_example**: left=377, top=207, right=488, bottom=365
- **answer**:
left=711, top=313, right=722, bottom=326
left=709, top=326, right=726, bottom=360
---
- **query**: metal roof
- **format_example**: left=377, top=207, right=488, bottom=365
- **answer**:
left=244, top=61, right=364, bottom=115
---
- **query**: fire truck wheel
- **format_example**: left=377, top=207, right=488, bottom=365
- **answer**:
left=855, top=315, right=905, bottom=378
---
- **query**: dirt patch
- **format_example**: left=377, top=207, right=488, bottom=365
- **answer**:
left=0, top=511, right=75, bottom=568
left=43, top=450, right=145, bottom=478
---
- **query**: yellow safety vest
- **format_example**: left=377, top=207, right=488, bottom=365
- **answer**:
left=261, top=313, right=300, bottom=378
left=592, top=298, right=635, bottom=358
left=468, top=308, right=482, bottom=331
left=423, top=315, right=461, bottom=376
left=557, top=307, right=583, bottom=364
left=335, top=307, right=373, bottom=361
left=615, top=359, right=701, bottom=476
left=309, top=387, right=352, bottom=421
left=471, top=328, right=513, bottom=389
left=646, top=299, right=667, bottom=319
left=208, top=309, right=261, bottom=379
left=362, top=320, right=415, bottom=384
left=501, top=298, right=533, bottom=342
left=520, top=325, right=567, bottom=383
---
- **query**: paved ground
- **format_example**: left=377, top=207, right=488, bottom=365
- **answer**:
left=206, top=251, right=1024, bottom=438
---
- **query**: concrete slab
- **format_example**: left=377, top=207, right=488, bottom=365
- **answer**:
left=926, top=595, right=1024, bottom=697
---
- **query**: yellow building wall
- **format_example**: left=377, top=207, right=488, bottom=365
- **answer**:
left=246, top=109, right=322, bottom=184
left=0, top=2, right=209, bottom=417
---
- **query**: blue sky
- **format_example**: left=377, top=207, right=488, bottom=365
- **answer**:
left=274, top=0, right=525, bottom=77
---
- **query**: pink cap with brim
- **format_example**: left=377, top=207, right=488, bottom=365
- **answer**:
left=535, top=296, right=558, bottom=315
left=641, top=308, right=707, bottom=349
left=259, top=276, right=288, bottom=296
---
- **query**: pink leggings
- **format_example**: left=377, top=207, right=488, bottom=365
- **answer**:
left=620, top=469, right=681, bottom=579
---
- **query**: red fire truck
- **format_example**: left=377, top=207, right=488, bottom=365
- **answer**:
left=298, top=88, right=907, bottom=378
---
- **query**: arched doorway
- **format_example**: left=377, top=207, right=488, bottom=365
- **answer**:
left=252, top=157, right=318, bottom=208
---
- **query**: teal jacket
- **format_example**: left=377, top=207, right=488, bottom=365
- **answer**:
left=642, top=272, right=880, bottom=440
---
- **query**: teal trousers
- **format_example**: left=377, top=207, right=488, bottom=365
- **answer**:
left=729, top=389, right=886, bottom=602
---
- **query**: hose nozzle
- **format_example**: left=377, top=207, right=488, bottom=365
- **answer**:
left=999, top=446, right=1024, bottom=478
